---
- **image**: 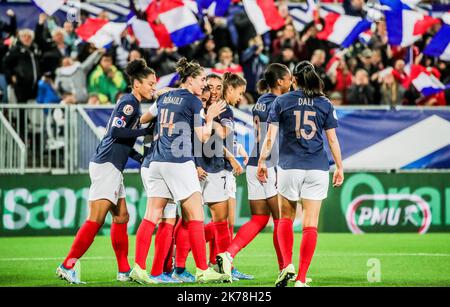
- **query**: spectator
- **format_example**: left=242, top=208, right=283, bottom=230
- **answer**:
left=0, top=9, right=16, bottom=102
left=88, top=54, right=127, bottom=104
left=3, top=28, right=41, bottom=103
left=274, top=46, right=297, bottom=72
left=327, top=54, right=352, bottom=104
left=63, top=21, right=78, bottom=58
left=214, top=47, right=244, bottom=76
left=380, top=72, right=405, bottom=106
left=310, top=49, right=333, bottom=92
left=35, top=14, right=74, bottom=74
left=344, top=0, right=365, bottom=17
left=241, top=36, right=269, bottom=99
left=347, top=69, right=376, bottom=105
left=392, top=59, right=410, bottom=89
left=330, top=91, right=344, bottom=106
left=272, top=24, right=301, bottom=60
left=55, top=48, right=105, bottom=104
left=149, top=47, right=183, bottom=76
left=195, top=36, right=218, bottom=68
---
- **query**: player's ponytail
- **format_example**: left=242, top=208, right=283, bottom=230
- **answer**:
left=257, top=63, right=290, bottom=94
left=126, top=58, right=155, bottom=86
left=176, top=57, right=203, bottom=83
left=293, top=61, right=324, bottom=98
left=222, top=72, right=247, bottom=99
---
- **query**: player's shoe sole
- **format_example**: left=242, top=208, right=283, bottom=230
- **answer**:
left=275, top=264, right=296, bottom=287
left=196, top=267, right=230, bottom=284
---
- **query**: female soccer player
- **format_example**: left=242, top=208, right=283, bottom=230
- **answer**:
left=56, top=59, right=156, bottom=284
left=259, top=61, right=344, bottom=287
left=216, top=64, right=292, bottom=277
left=130, top=58, right=229, bottom=284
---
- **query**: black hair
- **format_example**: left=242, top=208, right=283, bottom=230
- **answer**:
left=293, top=61, right=324, bottom=98
left=222, top=72, right=247, bottom=98
left=125, top=58, right=155, bottom=86
left=206, top=73, right=222, bottom=82
left=257, top=63, right=290, bottom=94
left=176, top=57, right=203, bottom=83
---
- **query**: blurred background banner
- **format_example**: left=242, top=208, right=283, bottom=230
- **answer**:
left=1, top=171, right=449, bottom=236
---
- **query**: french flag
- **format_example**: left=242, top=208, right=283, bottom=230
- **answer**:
left=317, top=13, right=372, bottom=48
left=32, top=0, right=65, bottom=15
left=410, top=65, right=450, bottom=97
left=381, top=0, right=441, bottom=47
left=146, top=0, right=205, bottom=48
left=242, top=0, right=285, bottom=35
left=128, top=14, right=160, bottom=49
left=423, top=13, right=450, bottom=61
left=75, top=18, right=127, bottom=48
left=197, top=0, right=231, bottom=16
left=156, top=72, right=180, bottom=90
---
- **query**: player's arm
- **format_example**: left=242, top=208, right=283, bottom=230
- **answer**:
left=111, top=102, right=152, bottom=139
left=129, top=148, right=144, bottom=164
left=224, top=147, right=243, bottom=176
left=140, top=102, right=158, bottom=124
left=257, top=123, right=279, bottom=183
left=236, top=142, right=249, bottom=165
left=325, top=128, right=344, bottom=187
left=194, top=100, right=227, bottom=143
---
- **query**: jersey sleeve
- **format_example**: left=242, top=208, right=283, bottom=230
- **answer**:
left=148, top=102, right=158, bottom=117
left=191, top=96, right=204, bottom=128
left=111, top=98, right=139, bottom=128
left=323, top=100, right=338, bottom=130
left=220, top=108, right=234, bottom=130
left=267, top=97, right=281, bottom=124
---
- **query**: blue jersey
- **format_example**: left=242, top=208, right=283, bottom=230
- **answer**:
left=91, top=94, right=142, bottom=171
left=142, top=117, right=157, bottom=168
left=151, top=89, right=203, bottom=163
left=248, top=93, right=277, bottom=167
left=194, top=112, right=226, bottom=173
left=219, top=105, right=235, bottom=172
left=267, top=90, right=338, bottom=171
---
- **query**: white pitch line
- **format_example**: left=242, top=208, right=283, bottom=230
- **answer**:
left=1, top=252, right=450, bottom=262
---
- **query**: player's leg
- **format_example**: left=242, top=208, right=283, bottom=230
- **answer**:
left=208, top=201, right=231, bottom=261
left=204, top=221, right=217, bottom=266
left=109, top=197, right=131, bottom=281
left=180, top=192, right=229, bottom=283
left=295, top=199, right=321, bottom=287
left=57, top=199, right=111, bottom=283
left=172, top=217, right=195, bottom=282
left=130, top=197, right=168, bottom=284
left=274, top=194, right=297, bottom=287
left=227, top=197, right=236, bottom=239
left=267, top=195, right=283, bottom=271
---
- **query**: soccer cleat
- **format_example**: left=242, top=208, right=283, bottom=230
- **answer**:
left=56, top=264, right=83, bottom=284
left=117, top=270, right=131, bottom=282
left=149, top=273, right=182, bottom=283
left=195, top=267, right=230, bottom=283
left=275, top=264, right=296, bottom=287
left=216, top=252, right=233, bottom=281
left=294, top=280, right=311, bottom=287
left=163, top=272, right=183, bottom=283
left=129, top=263, right=157, bottom=285
left=232, top=268, right=254, bottom=280
left=208, top=262, right=220, bottom=272
left=289, top=274, right=312, bottom=283
left=172, top=269, right=196, bottom=283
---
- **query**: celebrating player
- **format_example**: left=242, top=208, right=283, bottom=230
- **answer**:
left=216, top=64, right=292, bottom=278
left=129, top=58, right=229, bottom=284
left=56, top=59, right=156, bottom=284
left=259, top=61, right=344, bottom=287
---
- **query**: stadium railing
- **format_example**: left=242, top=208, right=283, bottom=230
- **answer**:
left=0, top=104, right=69, bottom=174
left=0, top=111, right=25, bottom=174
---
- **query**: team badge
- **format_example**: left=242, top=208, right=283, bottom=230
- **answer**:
left=123, top=104, right=134, bottom=116
left=112, top=117, right=126, bottom=128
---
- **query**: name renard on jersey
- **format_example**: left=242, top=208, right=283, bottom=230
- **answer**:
left=162, top=96, right=184, bottom=105
left=298, top=98, right=314, bottom=106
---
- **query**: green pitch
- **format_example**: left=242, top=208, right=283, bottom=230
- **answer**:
left=1, top=233, right=450, bottom=287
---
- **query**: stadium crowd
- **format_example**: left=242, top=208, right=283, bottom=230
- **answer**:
left=0, top=0, right=449, bottom=108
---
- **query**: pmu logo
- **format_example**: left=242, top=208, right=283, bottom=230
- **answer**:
left=346, top=194, right=432, bottom=234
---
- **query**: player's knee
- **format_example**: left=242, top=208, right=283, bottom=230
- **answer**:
left=113, top=212, right=129, bottom=224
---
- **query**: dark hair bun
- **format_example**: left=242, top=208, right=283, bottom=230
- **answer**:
left=126, top=59, right=147, bottom=77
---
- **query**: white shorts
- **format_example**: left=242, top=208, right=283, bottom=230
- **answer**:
left=277, top=167, right=329, bottom=201
left=200, top=170, right=228, bottom=204
left=145, top=161, right=201, bottom=202
left=88, top=162, right=125, bottom=205
left=246, top=165, right=277, bottom=200
left=141, top=166, right=178, bottom=219
left=225, top=170, right=236, bottom=199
